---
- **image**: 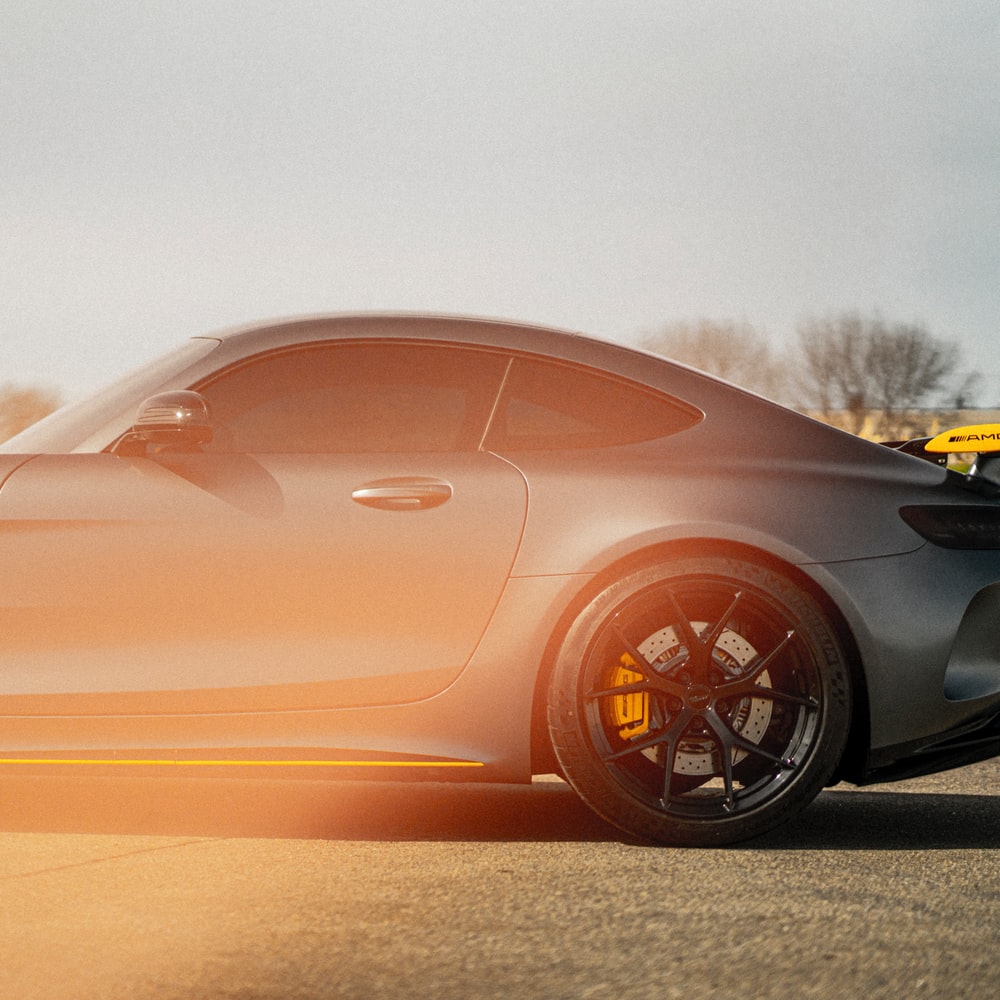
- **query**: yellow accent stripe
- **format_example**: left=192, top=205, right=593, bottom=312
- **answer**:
left=0, top=758, right=484, bottom=768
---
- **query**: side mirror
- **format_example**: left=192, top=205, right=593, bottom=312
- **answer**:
left=114, top=390, right=213, bottom=456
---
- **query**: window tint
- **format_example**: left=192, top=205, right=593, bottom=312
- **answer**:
left=484, top=356, right=699, bottom=450
left=197, top=342, right=508, bottom=453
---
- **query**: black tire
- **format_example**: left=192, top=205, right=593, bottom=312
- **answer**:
left=548, top=555, right=851, bottom=846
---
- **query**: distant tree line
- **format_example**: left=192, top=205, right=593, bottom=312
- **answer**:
left=642, top=312, right=980, bottom=440
left=0, top=385, right=61, bottom=442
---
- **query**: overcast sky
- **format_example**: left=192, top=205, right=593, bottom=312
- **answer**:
left=4, top=1, right=999, bottom=403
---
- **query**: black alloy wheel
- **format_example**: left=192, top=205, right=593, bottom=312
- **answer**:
left=548, top=556, right=851, bottom=846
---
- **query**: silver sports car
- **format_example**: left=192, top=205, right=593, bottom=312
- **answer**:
left=3, top=314, right=999, bottom=845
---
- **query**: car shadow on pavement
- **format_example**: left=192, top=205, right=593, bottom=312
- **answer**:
left=1, top=773, right=998, bottom=849
left=748, top=787, right=1000, bottom=851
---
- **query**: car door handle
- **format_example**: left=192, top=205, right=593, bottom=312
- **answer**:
left=351, top=477, right=453, bottom=511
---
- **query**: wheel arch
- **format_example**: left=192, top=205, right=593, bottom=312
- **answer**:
left=529, top=537, right=871, bottom=783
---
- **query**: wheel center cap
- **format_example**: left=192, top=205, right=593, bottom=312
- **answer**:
left=687, top=684, right=712, bottom=710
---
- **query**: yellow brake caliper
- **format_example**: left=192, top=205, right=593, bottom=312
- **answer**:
left=608, top=653, right=649, bottom=739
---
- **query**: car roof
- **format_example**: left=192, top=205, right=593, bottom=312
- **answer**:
left=194, top=312, right=718, bottom=399
left=202, top=313, right=632, bottom=367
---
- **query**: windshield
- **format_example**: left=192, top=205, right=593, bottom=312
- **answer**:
left=0, top=338, right=220, bottom=454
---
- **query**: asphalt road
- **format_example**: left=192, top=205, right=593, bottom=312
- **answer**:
left=2, top=761, right=998, bottom=1000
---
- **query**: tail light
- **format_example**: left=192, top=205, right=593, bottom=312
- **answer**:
left=899, top=505, right=1000, bottom=549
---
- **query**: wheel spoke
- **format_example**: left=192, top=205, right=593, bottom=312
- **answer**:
left=730, top=629, right=795, bottom=688
left=609, top=619, right=660, bottom=681
left=601, top=706, right=691, bottom=763
left=601, top=731, right=669, bottom=763
left=716, top=722, right=737, bottom=811
left=663, top=586, right=745, bottom=685
left=738, top=684, right=818, bottom=710
left=702, top=589, right=744, bottom=652
left=658, top=729, right=683, bottom=805
left=706, top=710, right=797, bottom=771
left=585, top=679, right=649, bottom=701
left=602, top=620, right=687, bottom=698
left=661, top=588, right=702, bottom=659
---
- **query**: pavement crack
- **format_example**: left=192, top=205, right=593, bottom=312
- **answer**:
left=2, top=837, right=224, bottom=882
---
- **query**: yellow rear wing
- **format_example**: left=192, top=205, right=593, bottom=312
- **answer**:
left=921, top=423, right=1000, bottom=489
left=925, top=424, right=1000, bottom=454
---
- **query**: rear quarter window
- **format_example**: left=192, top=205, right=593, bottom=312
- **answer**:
left=484, top=356, right=701, bottom=451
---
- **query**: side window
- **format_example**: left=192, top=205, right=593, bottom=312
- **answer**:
left=197, top=342, right=508, bottom=453
left=484, top=356, right=700, bottom=450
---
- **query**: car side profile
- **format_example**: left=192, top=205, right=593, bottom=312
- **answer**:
left=2, top=314, right=999, bottom=845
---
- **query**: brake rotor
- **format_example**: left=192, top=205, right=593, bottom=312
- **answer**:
left=609, top=623, right=773, bottom=775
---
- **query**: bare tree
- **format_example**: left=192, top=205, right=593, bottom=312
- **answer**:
left=947, top=370, right=984, bottom=412
left=796, top=313, right=960, bottom=439
left=641, top=319, right=789, bottom=401
left=0, top=384, right=62, bottom=442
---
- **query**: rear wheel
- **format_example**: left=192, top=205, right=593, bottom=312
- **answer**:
left=548, top=556, right=851, bottom=846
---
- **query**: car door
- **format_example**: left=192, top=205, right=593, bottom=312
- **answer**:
left=0, top=341, right=527, bottom=721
